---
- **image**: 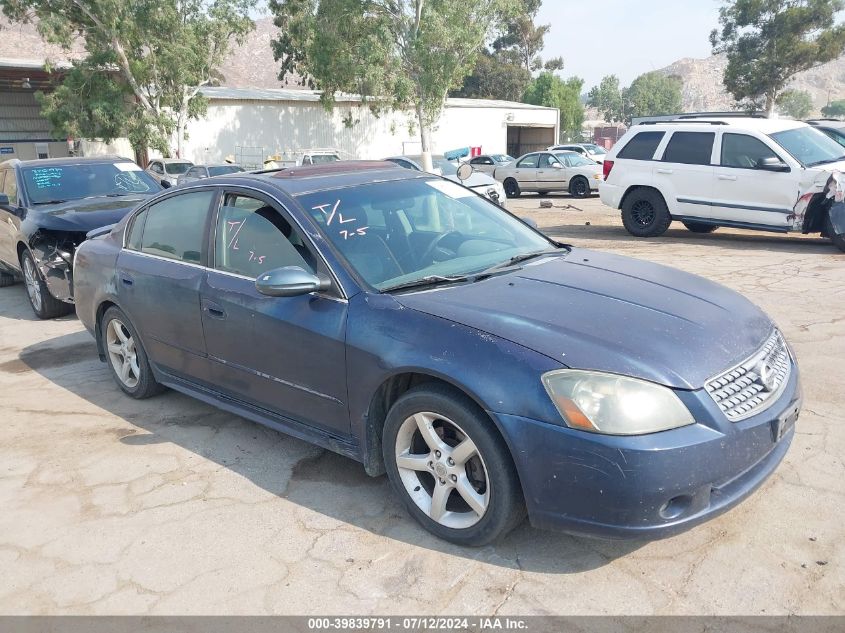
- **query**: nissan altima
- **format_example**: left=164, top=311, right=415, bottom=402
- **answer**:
left=73, top=161, right=801, bottom=546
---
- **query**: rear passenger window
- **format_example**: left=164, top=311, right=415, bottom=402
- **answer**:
left=140, top=191, right=213, bottom=264
left=617, top=132, right=665, bottom=160
left=662, top=132, right=715, bottom=165
left=721, top=133, right=783, bottom=169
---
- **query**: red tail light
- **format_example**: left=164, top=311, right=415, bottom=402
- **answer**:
left=602, top=160, right=614, bottom=180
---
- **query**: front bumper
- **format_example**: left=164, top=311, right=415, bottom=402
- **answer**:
left=493, top=360, right=801, bottom=540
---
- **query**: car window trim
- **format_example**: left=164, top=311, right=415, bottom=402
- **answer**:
left=718, top=132, right=791, bottom=172
left=211, top=185, right=348, bottom=301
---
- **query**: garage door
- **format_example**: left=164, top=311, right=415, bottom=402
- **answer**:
left=507, top=125, right=556, bottom=158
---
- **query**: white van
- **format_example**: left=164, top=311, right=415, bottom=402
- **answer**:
left=600, top=116, right=845, bottom=251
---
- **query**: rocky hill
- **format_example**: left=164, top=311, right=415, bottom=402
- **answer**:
left=655, top=53, right=845, bottom=115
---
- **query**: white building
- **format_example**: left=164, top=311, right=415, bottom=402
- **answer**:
left=179, top=87, right=560, bottom=168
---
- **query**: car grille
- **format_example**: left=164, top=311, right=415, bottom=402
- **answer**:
left=705, top=330, right=791, bottom=421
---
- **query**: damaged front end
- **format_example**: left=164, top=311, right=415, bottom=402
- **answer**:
left=790, top=172, right=845, bottom=249
left=28, top=229, right=88, bottom=303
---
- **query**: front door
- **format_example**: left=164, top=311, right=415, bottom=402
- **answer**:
left=711, top=132, right=796, bottom=229
left=537, top=152, right=568, bottom=190
left=200, top=190, right=350, bottom=436
left=116, top=189, right=216, bottom=380
left=512, top=153, right=540, bottom=191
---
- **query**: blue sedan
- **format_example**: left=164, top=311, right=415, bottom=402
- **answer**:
left=73, top=161, right=801, bottom=546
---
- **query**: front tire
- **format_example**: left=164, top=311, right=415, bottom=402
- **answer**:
left=383, top=384, right=525, bottom=546
left=503, top=179, right=521, bottom=199
left=824, top=212, right=845, bottom=252
left=621, top=189, right=672, bottom=237
left=100, top=306, right=164, bottom=399
left=569, top=176, right=591, bottom=198
left=683, top=221, right=718, bottom=234
left=20, top=249, right=72, bottom=319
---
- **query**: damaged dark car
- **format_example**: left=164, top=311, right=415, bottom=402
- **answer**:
left=0, top=157, right=161, bottom=318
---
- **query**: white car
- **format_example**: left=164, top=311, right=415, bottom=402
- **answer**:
left=599, top=115, right=845, bottom=251
left=384, top=155, right=507, bottom=205
left=146, top=158, right=193, bottom=188
left=548, top=143, right=608, bottom=164
left=465, top=153, right=515, bottom=175
left=493, top=150, right=602, bottom=198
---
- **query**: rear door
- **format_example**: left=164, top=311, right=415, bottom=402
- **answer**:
left=200, top=189, right=350, bottom=436
left=711, top=132, right=795, bottom=229
left=655, top=131, right=716, bottom=218
left=116, top=188, right=216, bottom=381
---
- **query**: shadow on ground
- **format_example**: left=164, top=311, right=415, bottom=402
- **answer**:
left=8, top=329, right=644, bottom=574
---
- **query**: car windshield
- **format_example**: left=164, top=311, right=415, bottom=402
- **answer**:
left=164, top=162, right=192, bottom=175
left=299, top=177, right=555, bottom=290
left=22, top=162, right=159, bottom=204
left=208, top=165, right=244, bottom=176
left=309, top=154, right=340, bottom=164
left=820, top=127, right=845, bottom=149
left=589, top=145, right=607, bottom=155
left=769, top=126, right=845, bottom=166
left=556, top=152, right=596, bottom=167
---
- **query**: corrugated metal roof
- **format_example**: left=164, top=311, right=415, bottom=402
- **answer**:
left=199, top=86, right=557, bottom=111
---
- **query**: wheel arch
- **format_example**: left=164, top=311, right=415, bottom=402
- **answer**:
left=619, top=184, right=668, bottom=212
left=94, top=299, right=122, bottom=362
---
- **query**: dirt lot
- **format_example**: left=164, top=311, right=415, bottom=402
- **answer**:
left=0, top=195, right=843, bottom=615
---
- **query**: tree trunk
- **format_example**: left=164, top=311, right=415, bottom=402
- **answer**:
left=416, top=102, right=433, bottom=173
left=766, top=92, right=776, bottom=117
left=176, top=116, right=186, bottom=158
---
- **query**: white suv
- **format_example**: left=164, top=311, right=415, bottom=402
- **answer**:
left=600, top=116, right=845, bottom=251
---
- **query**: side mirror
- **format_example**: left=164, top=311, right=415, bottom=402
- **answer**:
left=160, top=180, right=172, bottom=189
left=255, top=266, right=331, bottom=297
left=757, top=157, right=790, bottom=172
left=456, top=163, right=474, bottom=181
left=552, top=162, right=564, bottom=169
left=0, top=193, right=9, bottom=206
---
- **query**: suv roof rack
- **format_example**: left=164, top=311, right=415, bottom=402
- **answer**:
left=637, top=120, right=728, bottom=126
left=632, top=111, right=769, bottom=125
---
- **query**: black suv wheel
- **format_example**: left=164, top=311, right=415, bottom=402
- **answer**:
left=621, top=189, right=672, bottom=237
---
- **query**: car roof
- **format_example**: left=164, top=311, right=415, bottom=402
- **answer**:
left=227, top=160, right=424, bottom=196
left=635, top=116, right=806, bottom=134
left=0, top=155, right=135, bottom=169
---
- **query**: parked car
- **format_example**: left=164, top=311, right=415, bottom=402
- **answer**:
left=264, top=150, right=342, bottom=168
left=384, top=154, right=506, bottom=205
left=600, top=116, right=845, bottom=251
left=73, top=160, right=800, bottom=546
left=0, top=156, right=161, bottom=318
left=465, top=154, right=515, bottom=176
left=494, top=150, right=602, bottom=198
left=146, top=158, right=193, bottom=188
left=548, top=143, right=608, bottom=164
left=806, top=119, right=845, bottom=148
left=176, top=163, right=244, bottom=185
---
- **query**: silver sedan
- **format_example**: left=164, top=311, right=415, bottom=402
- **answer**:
left=494, top=151, right=602, bottom=198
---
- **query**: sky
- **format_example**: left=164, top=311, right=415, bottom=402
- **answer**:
left=537, top=0, right=722, bottom=90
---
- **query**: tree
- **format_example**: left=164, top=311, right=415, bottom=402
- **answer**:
left=452, top=51, right=532, bottom=102
left=822, top=99, right=845, bottom=118
left=524, top=72, right=584, bottom=141
left=624, top=72, right=683, bottom=123
left=711, top=0, right=845, bottom=116
left=271, top=0, right=514, bottom=171
left=0, top=0, right=255, bottom=157
left=776, top=89, right=814, bottom=118
left=492, top=0, right=550, bottom=71
left=587, top=75, right=624, bottom=123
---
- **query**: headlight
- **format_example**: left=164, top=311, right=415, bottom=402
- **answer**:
left=491, top=181, right=506, bottom=201
left=542, top=369, right=694, bottom=435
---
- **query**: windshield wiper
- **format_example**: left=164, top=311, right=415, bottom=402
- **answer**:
left=32, top=199, right=68, bottom=205
left=481, top=248, right=567, bottom=274
left=380, top=275, right=470, bottom=293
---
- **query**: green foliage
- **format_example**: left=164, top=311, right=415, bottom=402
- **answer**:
left=0, top=0, right=255, bottom=154
left=624, top=72, right=683, bottom=123
left=451, top=51, right=532, bottom=101
left=271, top=0, right=515, bottom=153
left=711, top=0, right=845, bottom=115
left=587, top=75, right=624, bottom=123
left=822, top=99, right=845, bottom=118
left=776, top=89, right=814, bottom=118
left=524, top=72, right=584, bottom=141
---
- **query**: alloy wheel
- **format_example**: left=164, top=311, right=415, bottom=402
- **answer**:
left=630, top=200, right=656, bottom=226
left=394, top=411, right=490, bottom=529
left=105, top=318, right=141, bottom=389
left=22, top=255, right=42, bottom=312
left=572, top=178, right=588, bottom=197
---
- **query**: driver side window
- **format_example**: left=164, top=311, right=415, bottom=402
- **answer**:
left=214, top=194, right=315, bottom=279
left=721, top=133, right=784, bottom=169
left=517, top=154, right=539, bottom=169
left=539, top=154, right=559, bottom=168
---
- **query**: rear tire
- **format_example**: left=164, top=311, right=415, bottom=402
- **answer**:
left=569, top=176, right=591, bottom=198
left=383, top=384, right=525, bottom=546
left=504, top=179, right=521, bottom=199
left=824, top=212, right=845, bottom=252
left=682, top=221, right=718, bottom=234
left=100, top=306, right=164, bottom=399
left=621, top=189, right=672, bottom=237
left=19, top=249, right=73, bottom=319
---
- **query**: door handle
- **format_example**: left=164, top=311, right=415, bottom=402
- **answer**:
left=202, top=298, right=226, bottom=319
left=656, top=168, right=674, bottom=175
left=717, top=174, right=738, bottom=181
left=120, top=275, right=134, bottom=286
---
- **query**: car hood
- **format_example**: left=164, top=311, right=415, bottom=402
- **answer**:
left=33, top=195, right=151, bottom=232
left=394, top=248, right=773, bottom=390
